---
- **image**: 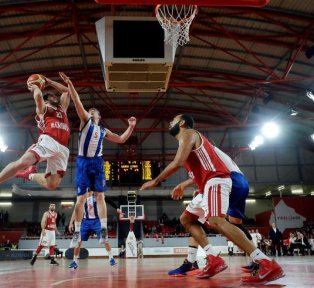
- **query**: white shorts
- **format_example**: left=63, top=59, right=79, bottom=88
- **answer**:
left=29, top=134, right=69, bottom=177
left=39, top=229, right=56, bottom=247
left=185, top=177, right=231, bottom=222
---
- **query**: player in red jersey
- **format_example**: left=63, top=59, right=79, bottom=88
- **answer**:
left=140, top=114, right=285, bottom=285
left=0, top=74, right=70, bottom=190
left=30, top=203, right=60, bottom=266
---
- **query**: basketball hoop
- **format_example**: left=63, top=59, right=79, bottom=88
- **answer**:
left=155, top=4, right=198, bottom=48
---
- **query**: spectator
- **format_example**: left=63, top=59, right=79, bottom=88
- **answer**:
left=255, top=229, right=262, bottom=249
left=61, top=213, right=66, bottom=226
left=269, top=223, right=282, bottom=256
left=0, top=210, right=3, bottom=223
left=289, top=231, right=311, bottom=256
left=119, top=244, right=126, bottom=258
left=4, top=239, right=11, bottom=250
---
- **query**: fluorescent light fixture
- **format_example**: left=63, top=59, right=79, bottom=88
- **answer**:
left=245, top=199, right=256, bottom=203
left=0, top=192, right=12, bottom=197
left=290, top=109, right=298, bottom=116
left=291, top=188, right=303, bottom=194
left=311, top=191, right=314, bottom=196
left=61, top=201, right=74, bottom=206
left=248, top=135, right=264, bottom=150
left=0, top=136, right=8, bottom=152
left=306, top=91, right=314, bottom=101
left=265, top=191, right=272, bottom=197
left=278, top=185, right=285, bottom=191
left=183, top=200, right=191, bottom=205
left=311, top=134, right=314, bottom=142
left=261, top=122, right=280, bottom=139
left=0, top=202, right=12, bottom=206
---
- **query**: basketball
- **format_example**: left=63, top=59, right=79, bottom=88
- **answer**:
left=27, top=74, right=46, bottom=90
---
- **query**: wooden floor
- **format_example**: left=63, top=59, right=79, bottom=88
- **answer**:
left=0, top=255, right=313, bottom=288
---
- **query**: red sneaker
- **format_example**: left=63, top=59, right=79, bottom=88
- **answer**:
left=196, top=254, right=228, bottom=279
left=16, top=165, right=37, bottom=181
left=241, top=259, right=285, bottom=285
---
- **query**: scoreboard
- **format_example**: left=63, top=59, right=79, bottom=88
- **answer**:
left=104, top=160, right=160, bottom=186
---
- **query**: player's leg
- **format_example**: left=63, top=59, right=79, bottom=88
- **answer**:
left=93, top=157, right=108, bottom=243
left=70, top=193, right=87, bottom=248
left=30, top=230, right=47, bottom=265
left=46, top=230, right=59, bottom=265
left=0, top=151, right=37, bottom=184
left=104, top=240, right=117, bottom=266
left=204, top=178, right=284, bottom=284
left=68, top=241, right=82, bottom=269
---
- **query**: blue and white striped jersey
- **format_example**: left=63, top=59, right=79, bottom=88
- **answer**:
left=78, top=118, right=107, bottom=157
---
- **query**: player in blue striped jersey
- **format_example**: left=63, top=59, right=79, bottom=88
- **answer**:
left=68, top=190, right=117, bottom=269
left=59, top=73, right=136, bottom=248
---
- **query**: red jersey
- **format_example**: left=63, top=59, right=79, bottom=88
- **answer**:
left=183, top=132, right=242, bottom=193
left=36, top=105, right=70, bottom=147
left=45, top=211, right=57, bottom=231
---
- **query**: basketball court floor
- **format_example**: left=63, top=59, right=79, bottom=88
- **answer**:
left=0, top=256, right=313, bottom=287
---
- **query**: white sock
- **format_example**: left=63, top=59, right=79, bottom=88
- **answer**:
left=74, top=222, right=81, bottom=232
left=100, top=218, right=107, bottom=229
left=250, top=249, right=270, bottom=261
left=203, top=244, right=218, bottom=256
left=73, top=255, right=78, bottom=263
left=187, top=246, right=198, bottom=263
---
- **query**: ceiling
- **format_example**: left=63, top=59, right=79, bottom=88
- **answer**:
left=0, top=0, right=314, bottom=198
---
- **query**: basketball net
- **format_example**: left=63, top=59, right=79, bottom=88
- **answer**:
left=156, top=4, right=198, bottom=48
left=129, top=216, right=135, bottom=232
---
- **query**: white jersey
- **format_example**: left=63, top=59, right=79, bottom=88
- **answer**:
left=78, top=118, right=107, bottom=157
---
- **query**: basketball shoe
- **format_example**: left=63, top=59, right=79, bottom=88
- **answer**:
left=50, top=258, right=59, bottom=266
left=196, top=254, right=228, bottom=279
left=241, top=261, right=259, bottom=273
left=99, top=227, right=108, bottom=244
left=68, top=261, right=78, bottom=269
left=241, top=259, right=285, bottom=285
left=70, top=231, right=80, bottom=248
left=109, top=258, right=117, bottom=266
left=16, top=165, right=37, bottom=181
left=168, top=259, right=199, bottom=277
left=30, top=254, right=37, bottom=266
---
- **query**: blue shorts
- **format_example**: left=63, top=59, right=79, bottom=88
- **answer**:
left=227, top=172, right=249, bottom=220
left=76, top=156, right=107, bottom=196
left=80, top=218, right=101, bottom=241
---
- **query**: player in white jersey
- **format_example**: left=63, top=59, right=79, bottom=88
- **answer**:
left=68, top=191, right=117, bottom=269
left=59, top=72, right=136, bottom=248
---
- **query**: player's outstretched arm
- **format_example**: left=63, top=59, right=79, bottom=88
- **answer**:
left=29, top=84, right=45, bottom=115
left=59, top=72, right=89, bottom=123
left=40, top=212, right=48, bottom=235
left=105, top=116, right=136, bottom=144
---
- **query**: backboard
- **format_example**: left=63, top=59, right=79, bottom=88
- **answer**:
left=119, top=205, right=145, bottom=221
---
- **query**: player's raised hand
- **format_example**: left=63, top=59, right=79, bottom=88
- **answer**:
left=128, top=116, right=137, bottom=127
left=27, top=83, right=40, bottom=92
left=59, top=72, right=71, bottom=84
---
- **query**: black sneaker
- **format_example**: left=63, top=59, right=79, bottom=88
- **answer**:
left=30, top=254, right=37, bottom=266
left=99, top=227, right=108, bottom=244
left=50, top=258, right=59, bottom=266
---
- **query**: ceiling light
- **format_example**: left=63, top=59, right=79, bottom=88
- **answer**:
left=311, top=134, right=314, bottom=142
left=248, top=135, right=264, bottom=150
left=290, top=109, right=298, bottom=116
left=306, top=91, right=314, bottom=101
left=0, top=202, right=12, bottom=206
left=0, top=192, right=12, bottom=197
left=245, top=199, right=256, bottom=203
left=311, top=191, right=314, bottom=196
left=261, top=122, right=280, bottom=139
left=0, top=136, right=8, bottom=152
left=61, top=201, right=74, bottom=206
left=278, top=185, right=285, bottom=191
left=265, top=191, right=272, bottom=197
